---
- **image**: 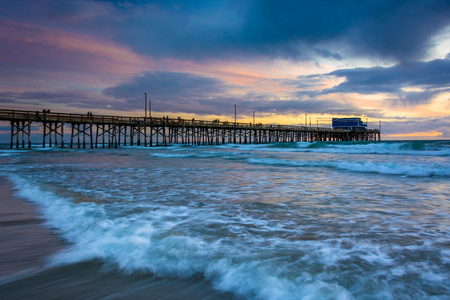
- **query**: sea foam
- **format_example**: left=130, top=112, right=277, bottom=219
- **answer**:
left=3, top=176, right=388, bottom=299
left=2, top=140, right=448, bottom=299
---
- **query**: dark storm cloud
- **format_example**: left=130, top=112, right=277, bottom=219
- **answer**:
left=92, top=0, right=450, bottom=62
left=101, top=71, right=373, bottom=117
left=1, top=0, right=449, bottom=62
left=321, top=58, right=450, bottom=105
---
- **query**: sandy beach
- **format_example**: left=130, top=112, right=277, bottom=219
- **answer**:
left=0, top=176, right=63, bottom=278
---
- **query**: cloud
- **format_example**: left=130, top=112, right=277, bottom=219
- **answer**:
left=101, top=71, right=375, bottom=117
left=312, top=48, right=342, bottom=60
left=0, top=20, right=151, bottom=76
left=102, top=71, right=234, bottom=113
left=0, top=90, right=117, bottom=110
left=1, top=0, right=449, bottom=62
left=94, top=1, right=450, bottom=62
left=240, top=99, right=372, bottom=116
left=381, top=116, right=450, bottom=138
left=321, top=58, right=450, bottom=105
left=0, top=70, right=374, bottom=117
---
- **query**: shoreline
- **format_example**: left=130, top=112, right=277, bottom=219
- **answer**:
left=0, top=175, right=64, bottom=278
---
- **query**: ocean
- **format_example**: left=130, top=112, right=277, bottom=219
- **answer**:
left=0, top=140, right=449, bottom=299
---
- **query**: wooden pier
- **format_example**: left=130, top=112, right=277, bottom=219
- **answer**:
left=0, top=109, right=381, bottom=149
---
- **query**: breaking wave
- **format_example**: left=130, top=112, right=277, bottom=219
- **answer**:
left=247, top=157, right=449, bottom=177
left=262, top=140, right=450, bottom=156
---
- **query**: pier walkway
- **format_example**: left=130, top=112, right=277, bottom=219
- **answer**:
left=0, top=109, right=381, bottom=148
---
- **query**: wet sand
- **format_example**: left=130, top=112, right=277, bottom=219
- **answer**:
left=0, top=176, right=64, bottom=277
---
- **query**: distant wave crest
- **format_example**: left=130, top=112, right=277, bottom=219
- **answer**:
left=262, top=140, right=450, bottom=156
left=247, top=157, right=450, bottom=177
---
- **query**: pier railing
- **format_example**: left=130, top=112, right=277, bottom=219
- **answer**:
left=0, top=109, right=358, bottom=131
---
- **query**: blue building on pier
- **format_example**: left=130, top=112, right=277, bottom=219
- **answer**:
left=332, top=118, right=367, bottom=130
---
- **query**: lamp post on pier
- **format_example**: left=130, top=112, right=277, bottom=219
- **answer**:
left=233, top=104, right=237, bottom=144
left=144, top=93, right=147, bottom=119
left=253, top=110, right=255, bottom=125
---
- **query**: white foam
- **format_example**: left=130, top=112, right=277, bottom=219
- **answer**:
left=5, top=171, right=449, bottom=299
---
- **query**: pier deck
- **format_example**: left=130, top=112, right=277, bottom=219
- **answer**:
left=0, top=109, right=381, bottom=148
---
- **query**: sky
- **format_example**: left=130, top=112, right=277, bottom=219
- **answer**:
left=1, top=0, right=449, bottom=140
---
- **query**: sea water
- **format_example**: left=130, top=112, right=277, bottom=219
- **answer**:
left=0, top=140, right=449, bottom=299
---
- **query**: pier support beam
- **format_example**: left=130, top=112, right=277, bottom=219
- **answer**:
left=42, top=122, right=65, bottom=148
left=10, top=120, right=32, bottom=149
left=70, top=123, right=93, bottom=148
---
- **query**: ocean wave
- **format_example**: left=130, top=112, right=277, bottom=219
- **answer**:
left=148, top=145, right=450, bottom=177
left=5, top=175, right=449, bottom=299
left=150, top=150, right=250, bottom=160
left=150, top=153, right=199, bottom=158
left=247, top=157, right=450, bottom=177
left=0, top=149, right=27, bottom=156
left=6, top=176, right=351, bottom=298
left=251, top=140, right=450, bottom=156
left=334, top=161, right=449, bottom=177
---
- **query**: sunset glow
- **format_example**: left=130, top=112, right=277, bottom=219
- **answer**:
left=0, top=1, right=449, bottom=140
